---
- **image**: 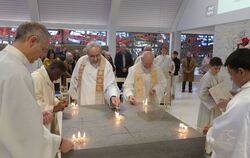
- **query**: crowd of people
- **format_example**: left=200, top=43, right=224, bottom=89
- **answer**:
left=0, top=22, right=250, bottom=158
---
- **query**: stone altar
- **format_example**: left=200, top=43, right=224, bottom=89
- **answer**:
left=62, top=104, right=205, bottom=158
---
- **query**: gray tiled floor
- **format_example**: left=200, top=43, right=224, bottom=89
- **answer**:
left=167, top=82, right=200, bottom=129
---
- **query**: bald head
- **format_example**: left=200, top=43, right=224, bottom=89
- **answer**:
left=141, top=51, right=154, bottom=69
left=66, top=52, right=73, bottom=61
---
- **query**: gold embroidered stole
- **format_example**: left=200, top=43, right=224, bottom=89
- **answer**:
left=77, top=56, right=106, bottom=104
left=134, top=63, right=158, bottom=103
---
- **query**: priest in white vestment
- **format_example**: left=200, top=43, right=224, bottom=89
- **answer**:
left=32, top=61, right=68, bottom=134
left=69, top=42, right=120, bottom=107
left=123, top=51, right=166, bottom=105
left=155, top=46, right=175, bottom=105
left=0, top=22, right=73, bottom=158
left=207, top=48, right=250, bottom=158
left=197, top=57, right=224, bottom=154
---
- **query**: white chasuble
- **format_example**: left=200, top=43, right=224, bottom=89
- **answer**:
left=0, top=45, right=61, bottom=158
left=69, top=55, right=119, bottom=106
left=123, top=62, right=166, bottom=104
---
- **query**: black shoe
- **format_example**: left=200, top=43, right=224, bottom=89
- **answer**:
left=182, top=89, right=185, bottom=92
left=189, top=90, right=192, bottom=93
left=160, top=103, right=164, bottom=105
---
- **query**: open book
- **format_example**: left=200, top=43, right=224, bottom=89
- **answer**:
left=209, top=81, right=232, bottom=104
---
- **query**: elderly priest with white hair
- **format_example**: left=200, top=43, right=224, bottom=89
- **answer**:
left=123, top=51, right=166, bottom=105
left=69, top=42, right=120, bottom=107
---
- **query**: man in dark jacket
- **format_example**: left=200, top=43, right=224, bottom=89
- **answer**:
left=115, top=44, right=133, bottom=90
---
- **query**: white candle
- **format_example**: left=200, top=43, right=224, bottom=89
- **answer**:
left=144, top=106, right=148, bottom=113
left=72, top=134, right=76, bottom=143
left=179, top=123, right=188, bottom=133
left=71, top=103, right=78, bottom=110
left=143, top=98, right=148, bottom=106
left=115, top=111, right=121, bottom=121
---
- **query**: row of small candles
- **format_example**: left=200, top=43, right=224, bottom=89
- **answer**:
left=72, top=131, right=86, bottom=144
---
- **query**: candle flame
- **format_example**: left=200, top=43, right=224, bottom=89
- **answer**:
left=115, top=111, right=121, bottom=120
left=179, top=123, right=188, bottom=130
left=77, top=131, right=81, bottom=138
left=72, top=134, right=76, bottom=139
left=83, top=132, right=86, bottom=138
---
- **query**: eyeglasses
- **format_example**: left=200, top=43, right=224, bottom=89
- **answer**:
left=89, top=54, right=101, bottom=59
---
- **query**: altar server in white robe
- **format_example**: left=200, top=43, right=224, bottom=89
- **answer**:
left=155, top=46, right=175, bottom=105
left=0, top=22, right=73, bottom=158
left=69, top=41, right=120, bottom=107
left=197, top=57, right=224, bottom=154
left=207, top=48, right=250, bottom=158
left=32, top=61, right=68, bottom=134
left=198, top=57, right=224, bottom=129
left=123, top=51, right=166, bottom=105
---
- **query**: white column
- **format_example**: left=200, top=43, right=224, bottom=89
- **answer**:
left=107, top=0, right=121, bottom=59
left=27, top=0, right=40, bottom=21
left=170, top=31, right=181, bottom=57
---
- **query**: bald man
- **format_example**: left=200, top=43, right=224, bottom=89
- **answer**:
left=123, top=51, right=166, bottom=105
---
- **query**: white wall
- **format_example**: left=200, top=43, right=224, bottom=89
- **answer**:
left=177, top=0, right=250, bottom=31
left=213, top=19, right=250, bottom=61
left=212, top=19, right=250, bottom=90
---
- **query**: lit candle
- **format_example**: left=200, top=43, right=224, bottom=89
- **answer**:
left=143, top=98, right=148, bottom=106
left=71, top=102, right=78, bottom=110
left=144, top=106, right=148, bottom=113
left=178, top=123, right=188, bottom=133
left=143, top=98, right=148, bottom=113
left=72, top=134, right=76, bottom=144
left=115, top=111, right=122, bottom=121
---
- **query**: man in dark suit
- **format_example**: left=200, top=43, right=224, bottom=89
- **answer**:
left=115, top=44, right=134, bottom=90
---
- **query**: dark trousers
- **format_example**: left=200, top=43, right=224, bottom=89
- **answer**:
left=117, top=82, right=123, bottom=90
left=182, top=81, right=192, bottom=92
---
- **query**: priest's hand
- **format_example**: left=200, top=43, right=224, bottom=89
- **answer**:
left=53, top=100, right=68, bottom=112
left=111, top=96, right=120, bottom=107
left=42, top=111, right=53, bottom=125
left=61, top=99, right=69, bottom=107
left=59, top=138, right=74, bottom=153
left=149, top=89, right=156, bottom=96
left=128, top=96, right=136, bottom=105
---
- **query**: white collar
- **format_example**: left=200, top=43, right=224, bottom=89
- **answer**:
left=4, top=44, right=30, bottom=65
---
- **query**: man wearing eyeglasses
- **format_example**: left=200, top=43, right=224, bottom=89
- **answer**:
left=69, top=41, right=120, bottom=108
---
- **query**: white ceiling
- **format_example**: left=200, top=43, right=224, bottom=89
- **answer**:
left=0, top=0, right=214, bottom=34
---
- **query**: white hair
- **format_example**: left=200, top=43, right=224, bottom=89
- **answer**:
left=85, top=41, right=101, bottom=53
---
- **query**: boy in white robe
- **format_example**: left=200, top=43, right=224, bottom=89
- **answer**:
left=197, top=57, right=224, bottom=154
left=155, top=46, right=175, bottom=106
left=32, top=61, right=68, bottom=134
left=69, top=42, right=120, bottom=107
left=207, top=48, right=250, bottom=158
